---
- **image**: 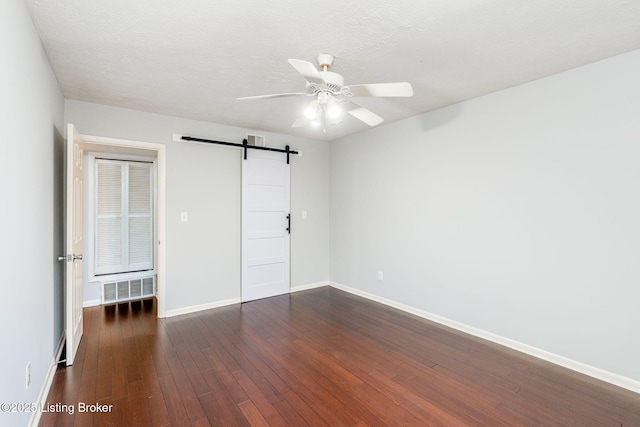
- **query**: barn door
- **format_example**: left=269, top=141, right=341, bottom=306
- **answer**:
left=241, top=149, right=290, bottom=302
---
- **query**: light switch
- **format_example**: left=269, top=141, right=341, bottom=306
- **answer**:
left=301, top=210, right=307, bottom=219
left=180, top=212, right=188, bottom=222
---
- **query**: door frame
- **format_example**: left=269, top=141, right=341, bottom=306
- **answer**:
left=74, top=129, right=167, bottom=317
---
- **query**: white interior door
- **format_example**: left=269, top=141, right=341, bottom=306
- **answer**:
left=242, top=149, right=290, bottom=302
left=64, top=123, right=84, bottom=365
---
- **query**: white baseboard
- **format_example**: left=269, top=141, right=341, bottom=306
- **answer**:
left=83, top=299, right=101, bottom=308
left=163, top=282, right=330, bottom=318
left=329, top=281, right=640, bottom=394
left=291, top=281, right=330, bottom=293
left=163, top=297, right=241, bottom=318
left=28, top=334, right=66, bottom=427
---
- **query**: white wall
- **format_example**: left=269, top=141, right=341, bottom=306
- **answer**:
left=0, top=0, right=65, bottom=425
left=65, top=100, right=330, bottom=313
left=330, top=49, right=640, bottom=382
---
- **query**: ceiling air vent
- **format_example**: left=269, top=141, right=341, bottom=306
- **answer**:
left=246, top=134, right=265, bottom=147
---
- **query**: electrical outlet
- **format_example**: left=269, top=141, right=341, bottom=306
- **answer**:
left=180, top=212, right=188, bottom=222
left=26, top=361, right=31, bottom=389
left=377, top=271, right=384, bottom=282
left=302, top=210, right=307, bottom=219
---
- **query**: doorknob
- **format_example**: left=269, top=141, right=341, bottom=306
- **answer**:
left=58, top=254, right=83, bottom=261
left=286, top=214, right=291, bottom=234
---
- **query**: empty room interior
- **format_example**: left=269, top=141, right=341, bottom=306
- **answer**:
left=2, top=0, right=640, bottom=426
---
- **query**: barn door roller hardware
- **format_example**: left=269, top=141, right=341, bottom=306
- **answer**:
left=180, top=135, right=298, bottom=164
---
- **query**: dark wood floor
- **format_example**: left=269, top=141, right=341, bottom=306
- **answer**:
left=40, top=287, right=639, bottom=426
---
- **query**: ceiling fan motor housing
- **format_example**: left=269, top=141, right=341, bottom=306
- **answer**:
left=318, top=71, right=344, bottom=92
left=316, top=53, right=334, bottom=70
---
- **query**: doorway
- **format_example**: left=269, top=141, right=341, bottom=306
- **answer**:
left=66, top=126, right=167, bottom=331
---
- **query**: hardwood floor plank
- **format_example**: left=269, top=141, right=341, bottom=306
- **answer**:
left=394, top=373, right=520, bottom=426
left=157, top=372, right=191, bottom=427
left=495, top=399, right=572, bottom=426
left=201, top=347, right=250, bottom=404
left=95, top=307, right=114, bottom=401
left=508, top=368, right=640, bottom=426
left=222, top=337, right=290, bottom=403
left=510, top=387, right=606, bottom=426
left=138, top=340, right=172, bottom=426
left=525, top=364, right=640, bottom=418
left=366, top=369, right=467, bottom=426
left=40, top=289, right=640, bottom=426
left=147, top=394, right=172, bottom=427
left=190, top=417, right=212, bottom=427
left=127, top=379, right=153, bottom=426
left=432, top=360, right=521, bottom=397
left=237, top=400, right=270, bottom=427
left=72, top=366, right=96, bottom=427
left=175, top=343, right=211, bottom=397
left=232, top=369, right=288, bottom=425
left=273, top=350, right=389, bottom=425
left=105, top=396, right=130, bottom=427
left=290, top=338, right=364, bottom=386
left=317, top=345, right=466, bottom=426
left=280, top=390, right=331, bottom=427
left=214, top=331, right=284, bottom=404
left=166, top=355, right=208, bottom=423
left=199, top=369, right=252, bottom=426
left=269, top=360, right=367, bottom=426
left=272, top=398, right=311, bottom=426
left=109, top=321, right=129, bottom=401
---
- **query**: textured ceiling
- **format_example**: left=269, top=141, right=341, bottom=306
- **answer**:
left=26, top=0, right=640, bottom=141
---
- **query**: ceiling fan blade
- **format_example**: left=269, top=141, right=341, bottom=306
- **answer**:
left=288, top=59, right=325, bottom=85
left=347, top=82, right=413, bottom=97
left=237, top=92, right=307, bottom=100
left=291, top=116, right=308, bottom=128
left=346, top=102, right=384, bottom=126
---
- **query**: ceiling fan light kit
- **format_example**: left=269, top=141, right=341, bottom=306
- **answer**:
left=304, top=100, right=319, bottom=119
left=327, top=97, right=342, bottom=119
left=238, top=53, right=414, bottom=131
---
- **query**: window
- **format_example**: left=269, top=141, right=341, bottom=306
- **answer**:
left=95, top=159, right=154, bottom=275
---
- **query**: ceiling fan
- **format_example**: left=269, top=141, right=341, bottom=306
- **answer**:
left=237, top=54, right=413, bottom=129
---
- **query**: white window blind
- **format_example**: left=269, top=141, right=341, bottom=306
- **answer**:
left=95, top=159, right=154, bottom=275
